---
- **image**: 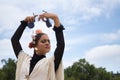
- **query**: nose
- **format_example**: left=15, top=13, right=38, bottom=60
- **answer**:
left=44, top=40, right=50, bottom=45
left=45, top=41, right=50, bottom=48
left=45, top=41, right=50, bottom=45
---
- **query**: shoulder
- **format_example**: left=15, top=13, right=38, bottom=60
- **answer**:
left=17, top=50, right=31, bottom=61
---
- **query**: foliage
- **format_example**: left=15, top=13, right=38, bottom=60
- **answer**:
left=64, top=58, right=120, bottom=80
left=0, top=58, right=120, bottom=80
left=0, top=58, right=16, bottom=80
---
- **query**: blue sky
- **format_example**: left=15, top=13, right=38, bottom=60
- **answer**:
left=0, top=0, right=120, bottom=73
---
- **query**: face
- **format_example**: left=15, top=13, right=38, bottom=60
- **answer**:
left=35, top=34, right=51, bottom=55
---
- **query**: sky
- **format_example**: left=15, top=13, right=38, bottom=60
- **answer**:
left=0, top=0, right=120, bottom=73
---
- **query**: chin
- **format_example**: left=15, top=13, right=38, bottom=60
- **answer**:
left=46, top=50, right=50, bottom=53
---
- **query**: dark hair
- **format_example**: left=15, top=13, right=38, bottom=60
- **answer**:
left=34, top=33, right=46, bottom=45
left=29, top=33, right=46, bottom=48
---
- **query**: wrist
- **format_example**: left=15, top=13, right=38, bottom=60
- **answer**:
left=21, top=20, right=28, bottom=26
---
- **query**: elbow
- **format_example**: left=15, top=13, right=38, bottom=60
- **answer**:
left=11, top=36, right=15, bottom=44
left=11, top=35, right=18, bottom=45
left=11, top=36, right=14, bottom=43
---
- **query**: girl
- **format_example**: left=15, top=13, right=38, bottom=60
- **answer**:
left=11, top=12, right=65, bottom=80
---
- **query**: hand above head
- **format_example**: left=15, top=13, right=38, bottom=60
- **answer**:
left=38, top=13, right=60, bottom=27
left=24, top=15, right=38, bottom=23
left=24, top=12, right=60, bottom=27
left=24, top=15, right=38, bottom=29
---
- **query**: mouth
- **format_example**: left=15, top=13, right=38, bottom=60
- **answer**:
left=45, top=46, right=50, bottom=49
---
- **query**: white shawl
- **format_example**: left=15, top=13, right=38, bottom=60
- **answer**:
left=15, top=51, right=64, bottom=80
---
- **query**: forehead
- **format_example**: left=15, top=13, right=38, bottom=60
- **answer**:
left=40, top=34, right=49, bottom=40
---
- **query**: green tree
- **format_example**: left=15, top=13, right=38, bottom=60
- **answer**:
left=0, top=58, right=16, bottom=80
left=112, top=72, right=120, bottom=80
left=64, top=58, right=114, bottom=80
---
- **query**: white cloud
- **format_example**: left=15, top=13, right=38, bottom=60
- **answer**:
left=0, top=39, right=16, bottom=61
left=67, top=29, right=120, bottom=46
left=64, top=29, right=120, bottom=71
left=101, top=0, right=120, bottom=19
left=1, top=0, right=120, bottom=34
left=59, top=0, right=118, bottom=21
left=0, top=4, right=29, bottom=35
left=85, top=45, right=120, bottom=59
left=101, top=29, right=120, bottom=42
left=85, top=44, right=120, bottom=72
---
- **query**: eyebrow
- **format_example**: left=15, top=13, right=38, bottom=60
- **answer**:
left=39, top=39, right=50, bottom=43
left=40, top=39, right=50, bottom=41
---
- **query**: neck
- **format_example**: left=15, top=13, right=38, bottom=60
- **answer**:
left=32, top=52, right=46, bottom=60
left=34, top=50, right=46, bottom=56
left=35, top=51, right=46, bottom=56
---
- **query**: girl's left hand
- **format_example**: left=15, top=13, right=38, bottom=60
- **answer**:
left=38, top=13, right=60, bottom=27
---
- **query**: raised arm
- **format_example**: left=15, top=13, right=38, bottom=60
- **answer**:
left=38, top=13, right=65, bottom=71
left=53, top=25, right=65, bottom=71
left=11, top=21, right=27, bottom=58
left=11, top=16, right=36, bottom=58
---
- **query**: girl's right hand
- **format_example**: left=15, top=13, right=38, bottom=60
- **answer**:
left=24, top=15, right=38, bottom=23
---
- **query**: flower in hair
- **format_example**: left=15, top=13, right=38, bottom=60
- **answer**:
left=36, top=29, right=42, bottom=34
left=29, top=41, right=34, bottom=48
left=28, top=29, right=43, bottom=49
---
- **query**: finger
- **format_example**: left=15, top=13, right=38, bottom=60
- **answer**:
left=42, top=13, right=48, bottom=18
left=38, top=15, right=45, bottom=21
left=40, top=15, right=46, bottom=22
left=27, top=17, right=31, bottom=23
left=30, top=17, right=33, bottom=23
left=30, top=16, right=36, bottom=22
left=41, top=17, right=46, bottom=22
left=26, top=17, right=31, bottom=23
left=32, top=16, right=36, bottom=22
left=34, top=15, right=38, bottom=18
left=25, top=17, right=29, bottom=22
left=38, top=15, right=41, bottom=21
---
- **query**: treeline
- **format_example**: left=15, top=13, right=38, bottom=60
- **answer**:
left=0, top=58, right=120, bottom=80
left=64, top=58, right=120, bottom=80
left=0, top=58, right=16, bottom=80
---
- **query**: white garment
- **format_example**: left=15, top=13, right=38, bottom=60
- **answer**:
left=15, top=51, right=64, bottom=80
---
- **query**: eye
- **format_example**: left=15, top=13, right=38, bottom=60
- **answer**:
left=40, top=39, right=50, bottom=43
left=40, top=40, right=46, bottom=43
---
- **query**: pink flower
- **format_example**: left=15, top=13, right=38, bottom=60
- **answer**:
left=29, top=42, right=34, bottom=48
left=36, top=29, right=42, bottom=34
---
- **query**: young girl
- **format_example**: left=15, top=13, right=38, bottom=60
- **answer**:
left=11, top=12, right=65, bottom=80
